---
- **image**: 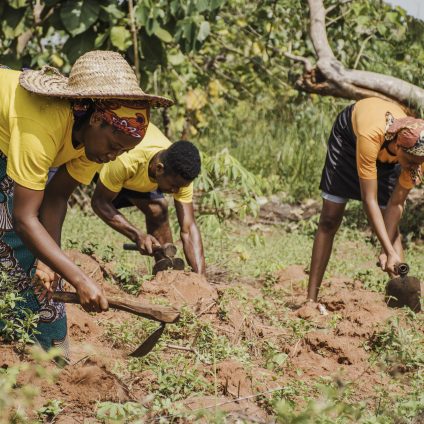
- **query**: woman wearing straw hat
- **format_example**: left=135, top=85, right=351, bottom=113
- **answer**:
left=0, top=50, right=172, bottom=357
left=307, top=97, right=424, bottom=303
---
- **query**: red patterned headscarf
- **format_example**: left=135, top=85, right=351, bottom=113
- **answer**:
left=385, top=113, right=424, bottom=156
left=95, top=100, right=150, bottom=139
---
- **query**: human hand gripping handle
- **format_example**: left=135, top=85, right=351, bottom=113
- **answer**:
left=134, top=232, right=161, bottom=255
left=33, top=260, right=59, bottom=302
left=74, top=275, right=109, bottom=313
left=378, top=251, right=401, bottom=275
left=32, top=259, right=108, bottom=312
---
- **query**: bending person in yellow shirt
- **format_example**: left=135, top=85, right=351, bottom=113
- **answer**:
left=307, top=97, right=424, bottom=303
left=91, top=123, right=206, bottom=275
left=0, top=51, right=172, bottom=358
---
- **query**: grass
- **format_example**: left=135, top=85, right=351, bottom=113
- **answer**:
left=60, top=202, right=424, bottom=422
left=4, top=97, right=421, bottom=422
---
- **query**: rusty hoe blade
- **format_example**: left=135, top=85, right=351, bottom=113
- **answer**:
left=385, top=262, right=422, bottom=313
left=129, top=323, right=166, bottom=357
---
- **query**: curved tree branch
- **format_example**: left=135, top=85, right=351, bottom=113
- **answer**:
left=286, top=0, right=424, bottom=113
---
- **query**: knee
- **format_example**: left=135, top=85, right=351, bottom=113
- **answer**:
left=145, top=200, right=169, bottom=222
left=318, top=215, right=342, bottom=234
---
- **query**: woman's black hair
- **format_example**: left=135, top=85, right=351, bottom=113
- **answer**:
left=71, top=100, right=96, bottom=131
left=162, top=141, right=201, bottom=181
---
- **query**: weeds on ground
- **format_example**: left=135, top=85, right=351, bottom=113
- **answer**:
left=0, top=348, right=61, bottom=424
left=368, top=314, right=424, bottom=371
left=0, top=270, right=39, bottom=350
left=96, top=401, right=147, bottom=422
left=37, top=399, right=64, bottom=422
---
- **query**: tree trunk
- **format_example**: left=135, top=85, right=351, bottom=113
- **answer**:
left=289, top=0, right=424, bottom=114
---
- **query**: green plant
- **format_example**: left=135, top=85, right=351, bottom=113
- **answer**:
left=0, top=270, right=39, bottom=350
left=368, top=316, right=424, bottom=371
left=101, top=244, right=115, bottom=263
left=37, top=399, right=64, bottom=422
left=80, top=241, right=99, bottom=255
left=113, top=263, right=152, bottom=295
left=96, top=401, right=146, bottom=422
left=0, top=348, right=61, bottom=424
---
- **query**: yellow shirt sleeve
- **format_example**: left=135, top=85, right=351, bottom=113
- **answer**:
left=98, top=157, right=132, bottom=193
left=174, top=182, right=193, bottom=203
left=66, top=155, right=101, bottom=185
left=7, top=118, right=56, bottom=190
left=356, top=134, right=381, bottom=180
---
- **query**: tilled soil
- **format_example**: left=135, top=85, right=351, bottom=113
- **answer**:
left=0, top=252, right=416, bottom=422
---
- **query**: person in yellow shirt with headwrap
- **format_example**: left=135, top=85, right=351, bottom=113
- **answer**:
left=307, top=97, right=424, bottom=304
left=91, top=123, right=205, bottom=275
left=0, top=51, right=172, bottom=358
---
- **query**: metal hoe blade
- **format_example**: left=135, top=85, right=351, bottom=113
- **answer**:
left=129, top=323, right=166, bottom=357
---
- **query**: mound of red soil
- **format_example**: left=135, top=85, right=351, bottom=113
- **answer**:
left=65, top=250, right=104, bottom=287
left=0, top=344, right=21, bottom=366
left=216, top=360, right=253, bottom=398
left=140, top=270, right=218, bottom=311
left=276, top=264, right=308, bottom=286
left=55, top=357, right=129, bottom=408
left=283, top=278, right=396, bottom=387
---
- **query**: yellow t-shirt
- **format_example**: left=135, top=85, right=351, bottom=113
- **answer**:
left=0, top=69, right=100, bottom=190
left=352, top=97, right=418, bottom=189
left=99, top=123, right=193, bottom=203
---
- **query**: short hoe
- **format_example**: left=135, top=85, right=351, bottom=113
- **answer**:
left=52, top=292, right=180, bottom=356
left=385, top=263, right=421, bottom=313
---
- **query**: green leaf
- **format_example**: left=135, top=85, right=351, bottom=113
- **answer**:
left=7, top=0, right=27, bottom=9
left=168, top=51, right=185, bottom=65
left=197, top=21, right=210, bottom=42
left=154, top=27, right=173, bottom=43
left=110, top=26, right=132, bottom=51
left=134, top=4, right=148, bottom=27
left=145, top=18, right=159, bottom=36
left=210, top=0, right=225, bottom=10
left=63, top=29, right=96, bottom=63
left=60, top=0, right=100, bottom=36
left=195, top=0, right=209, bottom=12
left=94, top=32, right=108, bottom=48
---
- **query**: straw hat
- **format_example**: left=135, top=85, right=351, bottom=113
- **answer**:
left=19, top=50, right=173, bottom=108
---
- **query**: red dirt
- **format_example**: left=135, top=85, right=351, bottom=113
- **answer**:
left=140, top=270, right=218, bottom=311
left=55, top=357, right=129, bottom=408
left=1, top=253, right=415, bottom=420
left=216, top=360, right=253, bottom=397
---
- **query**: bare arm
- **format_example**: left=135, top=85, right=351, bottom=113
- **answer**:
left=383, top=182, right=410, bottom=243
left=39, top=166, right=77, bottom=245
left=175, top=200, right=205, bottom=275
left=359, top=178, right=400, bottom=273
left=13, top=169, right=108, bottom=311
left=91, top=180, right=159, bottom=254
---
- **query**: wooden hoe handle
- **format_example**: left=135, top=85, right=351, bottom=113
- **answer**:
left=52, top=292, right=180, bottom=323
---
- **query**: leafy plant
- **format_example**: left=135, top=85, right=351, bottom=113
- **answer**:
left=37, top=399, right=64, bottom=422
left=0, top=348, right=61, bottom=424
left=0, top=270, right=39, bottom=350
left=96, top=401, right=146, bottom=422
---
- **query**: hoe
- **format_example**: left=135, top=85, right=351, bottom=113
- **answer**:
left=385, top=263, right=421, bottom=313
left=52, top=291, right=179, bottom=357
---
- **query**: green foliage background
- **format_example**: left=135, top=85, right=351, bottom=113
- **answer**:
left=1, top=0, right=423, bottom=201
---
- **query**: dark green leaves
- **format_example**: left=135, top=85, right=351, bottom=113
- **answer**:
left=60, top=0, right=100, bottom=36
left=63, top=29, right=96, bottom=63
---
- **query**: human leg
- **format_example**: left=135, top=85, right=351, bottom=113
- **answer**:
left=0, top=153, right=68, bottom=358
left=307, top=197, right=347, bottom=301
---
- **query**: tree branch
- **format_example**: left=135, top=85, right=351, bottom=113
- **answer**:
left=299, top=0, right=424, bottom=112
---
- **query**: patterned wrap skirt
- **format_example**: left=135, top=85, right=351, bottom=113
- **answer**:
left=0, top=153, right=69, bottom=357
left=319, top=104, right=400, bottom=206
